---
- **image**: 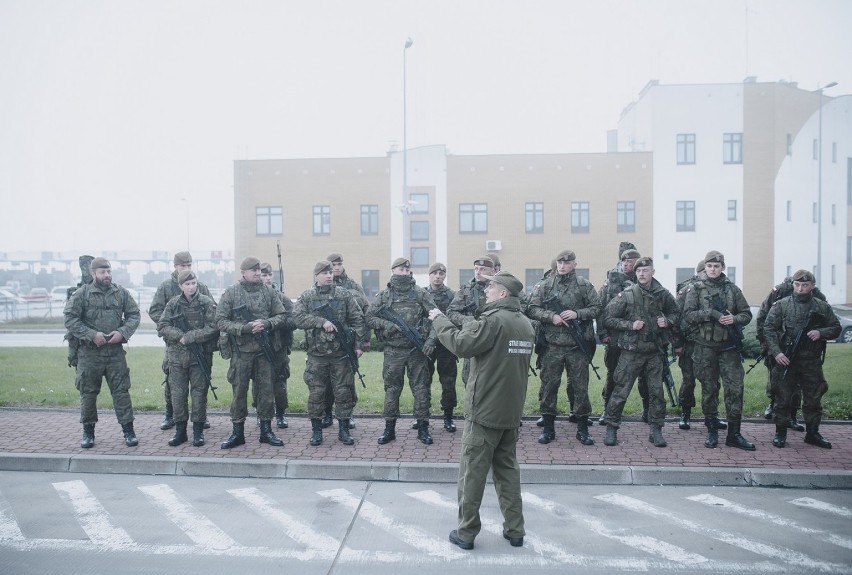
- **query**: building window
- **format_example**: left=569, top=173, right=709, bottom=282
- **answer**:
left=410, top=220, right=429, bottom=241
left=525, top=202, right=544, bottom=233
left=723, top=133, right=743, bottom=164
left=459, top=203, right=487, bottom=233
left=676, top=268, right=694, bottom=286
left=677, top=133, right=696, bottom=165
left=525, top=269, right=544, bottom=293
left=813, top=139, right=819, bottom=160
left=410, top=247, right=429, bottom=268
left=571, top=201, right=590, bottom=233
left=787, top=201, right=792, bottom=221
left=459, top=269, right=474, bottom=287
left=360, top=205, right=378, bottom=235
left=727, top=200, right=737, bottom=221
left=727, top=267, right=736, bottom=284
left=786, top=134, right=793, bottom=156
left=676, top=201, right=695, bottom=232
left=312, top=205, right=330, bottom=235
left=361, top=270, right=380, bottom=300
left=409, top=193, right=429, bottom=214
left=256, top=207, right=283, bottom=236
left=617, top=201, right=635, bottom=233
left=575, top=268, right=590, bottom=280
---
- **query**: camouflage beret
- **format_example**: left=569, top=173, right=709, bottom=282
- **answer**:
left=428, top=262, right=447, bottom=274
left=791, top=269, right=815, bottom=283
left=173, top=251, right=192, bottom=266
left=473, top=256, right=495, bottom=267
left=704, top=250, right=725, bottom=266
left=326, top=253, right=343, bottom=263
left=482, top=271, right=523, bottom=297
left=260, top=262, right=273, bottom=274
left=620, top=249, right=641, bottom=260
left=486, top=252, right=501, bottom=268
left=314, top=260, right=332, bottom=275
left=240, top=256, right=261, bottom=271
left=391, top=257, right=411, bottom=269
left=695, top=259, right=706, bottom=273
left=634, top=257, right=654, bottom=269
left=177, top=270, right=197, bottom=284
left=618, top=241, right=636, bottom=260
left=90, top=257, right=111, bottom=270
left=555, top=250, right=576, bottom=262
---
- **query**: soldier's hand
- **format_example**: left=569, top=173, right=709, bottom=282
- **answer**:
left=774, top=352, right=791, bottom=366
left=718, top=313, right=735, bottom=326
left=92, top=332, right=108, bottom=347
left=806, top=329, right=821, bottom=341
left=422, top=343, right=436, bottom=357
left=428, top=308, right=443, bottom=321
left=656, top=316, right=668, bottom=328
left=355, top=349, right=364, bottom=358
left=632, top=320, right=645, bottom=331
left=551, top=314, right=565, bottom=326
left=250, top=319, right=267, bottom=333
left=560, top=309, right=578, bottom=321
left=322, top=320, right=337, bottom=333
left=105, top=331, right=123, bottom=345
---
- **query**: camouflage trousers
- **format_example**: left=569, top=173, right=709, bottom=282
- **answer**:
left=166, top=357, right=208, bottom=423
left=273, top=349, right=290, bottom=414
left=677, top=341, right=697, bottom=408
left=603, top=344, right=648, bottom=405
left=381, top=345, right=431, bottom=420
left=538, top=345, right=590, bottom=418
left=603, top=350, right=665, bottom=427
left=428, top=344, right=458, bottom=411
left=456, top=419, right=524, bottom=543
left=692, top=345, right=744, bottom=423
left=75, top=345, right=134, bottom=426
left=228, top=350, right=275, bottom=423
left=163, top=350, right=213, bottom=413
left=305, top=353, right=356, bottom=419
left=770, top=356, right=827, bottom=428
left=763, top=356, right=801, bottom=409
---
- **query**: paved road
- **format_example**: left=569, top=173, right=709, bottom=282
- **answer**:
left=1, top=471, right=851, bottom=575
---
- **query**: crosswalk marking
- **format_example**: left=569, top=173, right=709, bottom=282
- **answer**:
left=688, top=493, right=852, bottom=551
left=0, top=490, right=25, bottom=541
left=53, top=480, right=135, bottom=547
left=596, top=493, right=850, bottom=574
left=789, top=497, right=852, bottom=518
left=138, top=484, right=238, bottom=550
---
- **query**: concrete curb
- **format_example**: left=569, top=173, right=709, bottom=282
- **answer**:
left=2, top=452, right=850, bottom=488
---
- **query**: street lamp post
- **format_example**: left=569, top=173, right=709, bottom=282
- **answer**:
left=816, top=81, right=837, bottom=288
left=402, top=37, right=413, bottom=260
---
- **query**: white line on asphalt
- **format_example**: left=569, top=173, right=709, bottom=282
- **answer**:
left=0, top=489, right=25, bottom=541
left=596, top=493, right=851, bottom=574
left=53, top=480, right=135, bottom=547
left=789, top=497, right=852, bottom=518
left=138, top=484, right=238, bottom=551
left=688, top=493, right=852, bottom=551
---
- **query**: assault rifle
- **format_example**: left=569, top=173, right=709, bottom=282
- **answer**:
left=232, top=304, right=277, bottom=369
left=169, top=310, right=218, bottom=400
left=781, top=310, right=824, bottom=383
left=658, top=344, right=680, bottom=407
left=745, top=350, right=767, bottom=375
left=542, top=296, right=601, bottom=380
left=375, top=305, right=429, bottom=354
left=315, top=302, right=366, bottom=388
left=276, top=240, right=284, bottom=293
left=707, top=292, right=745, bottom=357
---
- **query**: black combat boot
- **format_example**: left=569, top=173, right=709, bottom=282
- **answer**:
left=715, top=417, right=728, bottom=430
left=538, top=414, right=556, bottom=444
left=192, top=421, right=205, bottom=447
left=121, top=422, right=138, bottom=447
left=348, top=417, right=356, bottom=429
left=443, top=409, right=457, bottom=432
left=804, top=425, right=832, bottom=449
left=309, top=418, right=323, bottom=446
left=259, top=420, right=284, bottom=446
left=321, top=408, right=333, bottom=429
left=772, top=424, right=787, bottom=448
left=575, top=417, right=594, bottom=446
left=788, top=408, right=805, bottom=432
left=81, top=423, right=95, bottom=449
left=160, top=407, right=175, bottom=430
left=535, top=415, right=545, bottom=427
left=203, top=419, right=211, bottom=429
left=220, top=421, right=245, bottom=449
left=338, top=419, right=354, bottom=445
left=417, top=420, right=434, bottom=445
left=604, top=424, right=618, bottom=446
left=168, top=421, right=188, bottom=446
left=648, top=424, right=667, bottom=448
left=679, top=408, right=691, bottom=430
left=725, top=421, right=755, bottom=451
left=567, top=411, right=579, bottom=423
left=704, top=417, right=718, bottom=448
left=377, top=419, right=397, bottom=444
left=763, top=400, right=775, bottom=420
left=276, top=409, right=288, bottom=429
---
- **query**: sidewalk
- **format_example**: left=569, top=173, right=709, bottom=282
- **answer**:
left=1, top=408, right=850, bottom=488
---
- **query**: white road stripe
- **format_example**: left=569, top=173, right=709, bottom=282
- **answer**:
left=597, top=493, right=850, bottom=574
left=688, top=493, right=852, bottom=551
left=0, top=490, right=25, bottom=541
left=789, top=497, right=852, bottom=518
left=53, top=480, right=134, bottom=547
left=138, top=484, right=237, bottom=551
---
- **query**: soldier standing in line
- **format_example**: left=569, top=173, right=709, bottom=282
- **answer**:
left=148, top=251, right=213, bottom=431
left=64, top=257, right=141, bottom=448
left=292, top=260, right=366, bottom=446
left=763, top=269, right=839, bottom=449
left=425, top=262, right=458, bottom=432
left=683, top=250, right=754, bottom=450
left=446, top=256, right=495, bottom=387
left=156, top=270, right=218, bottom=447
left=601, top=258, right=679, bottom=447
left=526, top=250, right=601, bottom=446
left=675, top=259, right=706, bottom=430
left=260, top=262, right=296, bottom=429
left=216, top=257, right=289, bottom=449
left=366, top=257, right=438, bottom=445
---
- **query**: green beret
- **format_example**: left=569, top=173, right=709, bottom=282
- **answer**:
left=791, top=269, right=815, bottom=283
left=704, top=250, right=725, bottom=266
left=634, top=257, right=654, bottom=269
left=326, top=253, right=343, bottom=263
left=391, top=257, right=410, bottom=269
left=695, top=259, right=706, bottom=273
left=314, top=260, right=332, bottom=275
left=240, top=256, right=261, bottom=271
left=90, top=257, right=111, bottom=270
left=173, top=251, right=192, bottom=266
left=260, top=262, right=273, bottom=274
left=473, top=256, right=495, bottom=267
left=556, top=250, right=576, bottom=262
left=428, top=262, right=447, bottom=274
left=620, top=249, right=641, bottom=260
left=177, top=270, right=197, bottom=284
left=486, top=252, right=501, bottom=268
left=482, top=271, right=523, bottom=297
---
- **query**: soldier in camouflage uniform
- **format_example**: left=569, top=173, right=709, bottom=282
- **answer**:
left=260, top=262, right=296, bottom=429
left=293, top=260, right=366, bottom=446
left=683, top=250, right=754, bottom=450
left=64, top=254, right=94, bottom=369
left=425, top=262, right=458, bottom=432
left=602, top=258, right=679, bottom=447
left=526, top=250, right=601, bottom=446
left=447, top=256, right=495, bottom=387
left=156, top=270, right=218, bottom=447
left=674, top=259, right=706, bottom=430
left=366, top=257, right=438, bottom=445
left=64, top=257, right=140, bottom=448
left=764, top=270, right=840, bottom=449
left=148, top=251, right=213, bottom=431
left=216, top=257, right=289, bottom=449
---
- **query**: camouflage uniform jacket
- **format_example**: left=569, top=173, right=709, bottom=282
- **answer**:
left=216, top=279, right=288, bottom=354
left=674, top=275, right=702, bottom=346
left=446, top=279, right=487, bottom=327
left=157, top=292, right=218, bottom=360
left=64, top=281, right=140, bottom=345
left=596, top=267, right=636, bottom=341
left=755, top=278, right=826, bottom=345
left=292, top=284, right=366, bottom=357
left=366, top=275, right=437, bottom=349
left=426, top=284, right=456, bottom=313
left=271, top=287, right=296, bottom=352
left=604, top=279, right=679, bottom=354
left=148, top=271, right=211, bottom=324
left=333, top=272, right=369, bottom=310
left=682, top=274, right=751, bottom=349
left=763, top=293, right=840, bottom=359
left=526, top=272, right=600, bottom=346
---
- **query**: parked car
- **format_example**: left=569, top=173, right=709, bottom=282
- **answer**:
left=834, top=309, right=852, bottom=344
left=22, top=288, right=50, bottom=302
left=0, top=288, right=23, bottom=305
left=50, top=286, right=74, bottom=302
